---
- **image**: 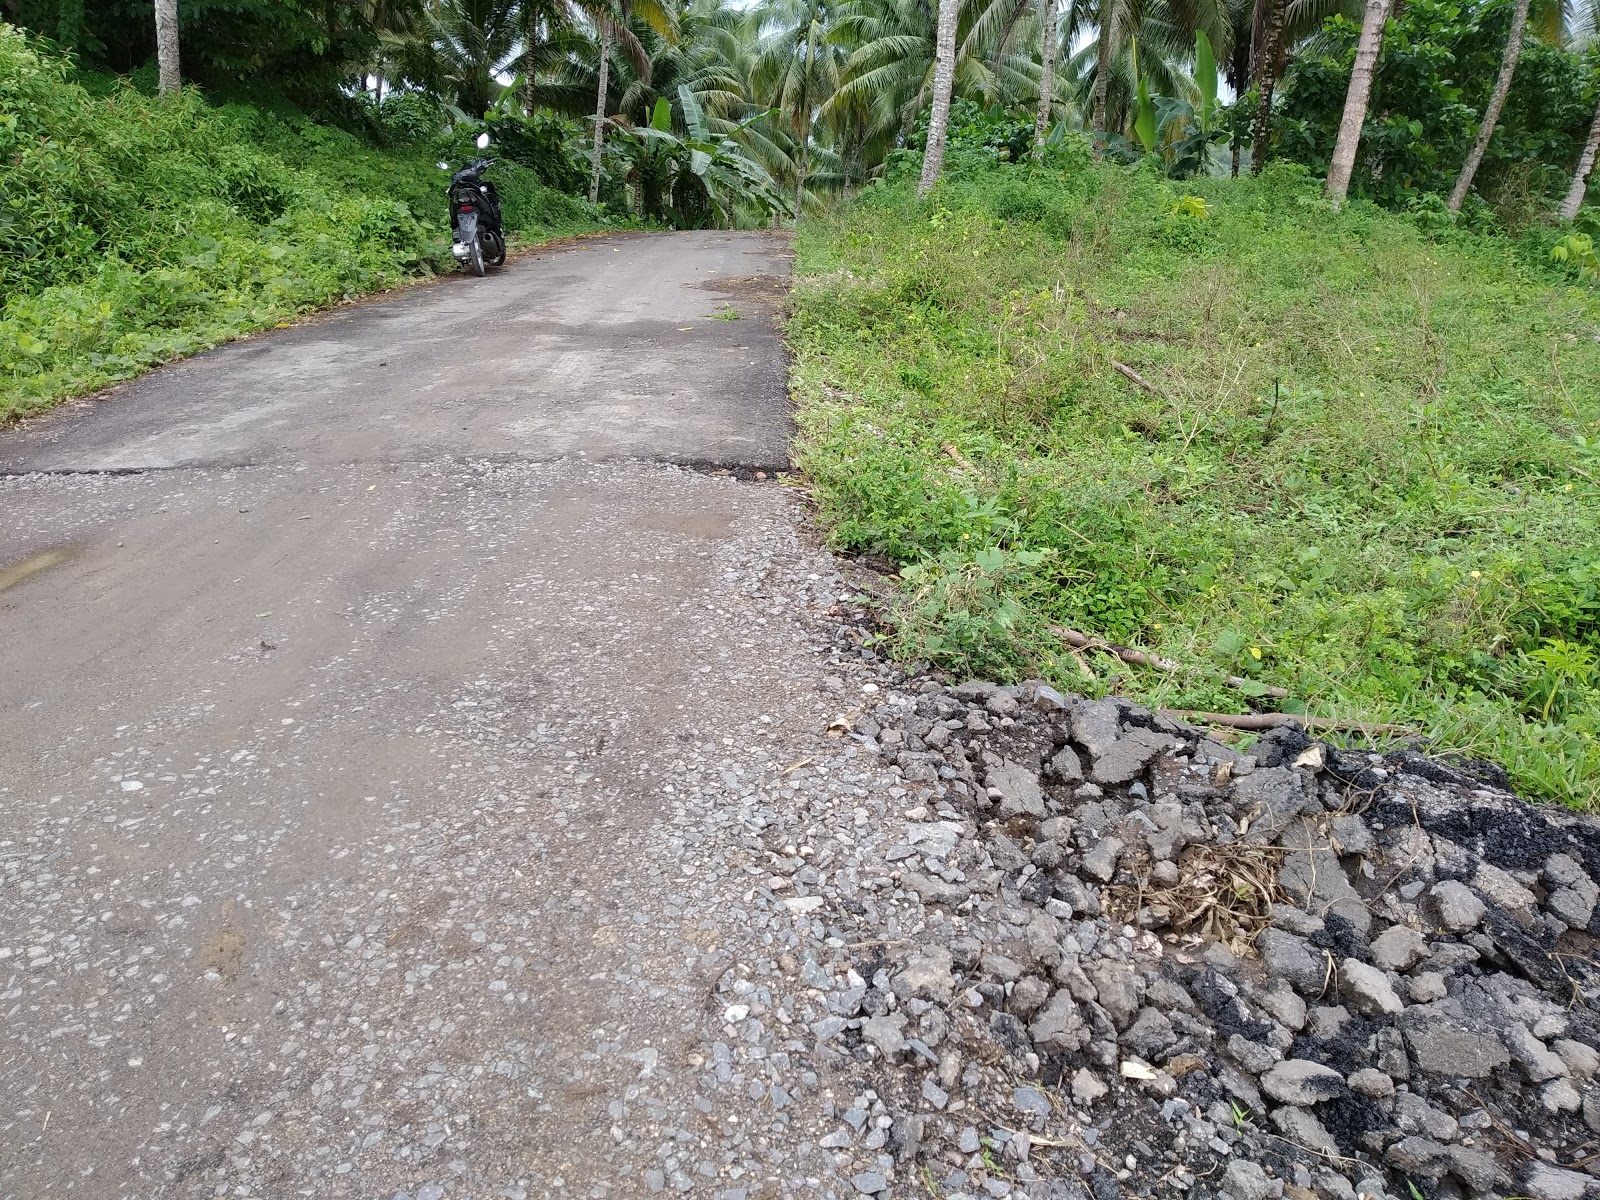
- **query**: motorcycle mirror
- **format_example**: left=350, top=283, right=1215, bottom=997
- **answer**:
left=476, top=132, right=490, bottom=149
left=437, top=161, right=450, bottom=170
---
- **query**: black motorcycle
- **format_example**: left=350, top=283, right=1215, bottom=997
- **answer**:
left=441, top=133, right=506, bottom=277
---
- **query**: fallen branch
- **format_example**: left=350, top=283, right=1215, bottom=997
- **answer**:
left=1054, top=625, right=1180, bottom=670
left=1161, top=709, right=1416, bottom=736
left=1051, top=626, right=1290, bottom=700
left=1110, top=359, right=1171, bottom=400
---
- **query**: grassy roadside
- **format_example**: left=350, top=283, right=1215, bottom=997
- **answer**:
left=789, top=156, right=1600, bottom=809
left=0, top=25, right=605, bottom=422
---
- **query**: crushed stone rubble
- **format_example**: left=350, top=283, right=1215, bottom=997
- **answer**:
left=6, top=466, right=1598, bottom=1200
left=749, top=584, right=1600, bottom=1200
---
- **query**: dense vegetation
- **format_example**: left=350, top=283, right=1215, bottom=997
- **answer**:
left=791, top=143, right=1600, bottom=809
left=0, top=26, right=602, bottom=418
left=1279, top=0, right=1600, bottom=216
left=6, top=0, right=1597, bottom=217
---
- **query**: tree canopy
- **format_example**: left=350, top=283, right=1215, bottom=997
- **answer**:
left=2, top=0, right=1596, bottom=221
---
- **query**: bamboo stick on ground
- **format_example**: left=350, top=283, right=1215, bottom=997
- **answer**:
left=1051, top=626, right=1291, bottom=700
left=1161, top=709, right=1415, bottom=735
left=1110, top=360, right=1170, bottom=399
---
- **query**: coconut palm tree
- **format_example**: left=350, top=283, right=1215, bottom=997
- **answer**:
left=574, top=0, right=676, bottom=204
left=752, top=0, right=844, bottom=211
left=1323, top=0, right=1390, bottom=204
left=1089, top=0, right=1128, bottom=140
left=1560, top=96, right=1600, bottom=219
left=1072, top=0, right=1231, bottom=148
left=1447, top=0, right=1532, bottom=210
left=589, top=18, right=614, bottom=198
left=1034, top=0, right=1060, bottom=144
left=919, top=0, right=961, bottom=191
left=1248, top=0, right=1285, bottom=170
left=1065, top=0, right=1212, bottom=142
left=155, top=0, right=179, bottom=93
left=822, top=0, right=1041, bottom=176
left=542, top=1, right=805, bottom=201
left=385, top=0, right=523, bottom=117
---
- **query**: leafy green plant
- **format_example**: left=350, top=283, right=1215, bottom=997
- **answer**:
left=1526, top=639, right=1599, bottom=722
left=895, top=546, right=1054, bottom=679
left=1550, top=233, right=1599, bottom=283
left=1104, top=33, right=1229, bottom=179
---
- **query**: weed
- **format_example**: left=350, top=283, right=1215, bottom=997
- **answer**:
left=714, top=304, right=742, bottom=321
left=1550, top=233, right=1599, bottom=283
left=790, top=160, right=1600, bottom=808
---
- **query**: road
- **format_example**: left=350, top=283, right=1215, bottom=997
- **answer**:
left=0, top=232, right=860, bottom=1199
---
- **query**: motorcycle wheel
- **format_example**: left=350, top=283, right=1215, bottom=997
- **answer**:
left=488, top=231, right=506, bottom=267
left=467, top=237, right=485, bottom=278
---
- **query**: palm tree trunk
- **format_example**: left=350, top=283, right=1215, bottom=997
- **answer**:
left=1559, top=94, right=1600, bottom=221
left=795, top=140, right=810, bottom=217
left=918, top=0, right=960, bottom=194
left=1034, top=0, right=1060, bottom=148
left=1446, top=0, right=1529, bottom=212
left=1324, top=0, right=1390, bottom=206
left=796, top=21, right=816, bottom=216
left=1249, top=0, right=1284, bottom=174
left=589, top=21, right=612, bottom=206
left=154, top=0, right=180, bottom=95
left=1091, top=12, right=1113, bottom=153
left=524, top=11, right=538, bottom=114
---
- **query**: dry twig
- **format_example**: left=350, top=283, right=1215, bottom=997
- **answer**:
left=1106, top=843, right=1286, bottom=946
left=1161, top=709, right=1415, bottom=735
left=1051, top=626, right=1291, bottom=700
left=1110, top=359, right=1171, bottom=400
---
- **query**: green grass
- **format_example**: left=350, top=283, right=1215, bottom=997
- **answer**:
left=0, top=24, right=605, bottom=420
left=789, top=154, right=1600, bottom=809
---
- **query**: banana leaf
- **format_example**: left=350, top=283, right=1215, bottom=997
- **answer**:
left=1195, top=32, right=1218, bottom=134
left=1132, top=38, right=1157, bottom=155
left=678, top=84, right=710, bottom=142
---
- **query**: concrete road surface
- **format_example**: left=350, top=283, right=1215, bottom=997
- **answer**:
left=0, top=232, right=861, bottom=1198
left=1, top=233, right=790, bottom=475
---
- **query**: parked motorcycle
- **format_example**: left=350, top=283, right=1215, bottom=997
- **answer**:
left=439, top=132, right=506, bottom=277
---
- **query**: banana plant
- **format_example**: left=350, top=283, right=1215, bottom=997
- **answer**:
left=607, top=85, right=792, bottom=227
left=1194, top=30, right=1216, bottom=133
left=1132, top=38, right=1158, bottom=154
left=1143, top=33, right=1229, bottom=177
